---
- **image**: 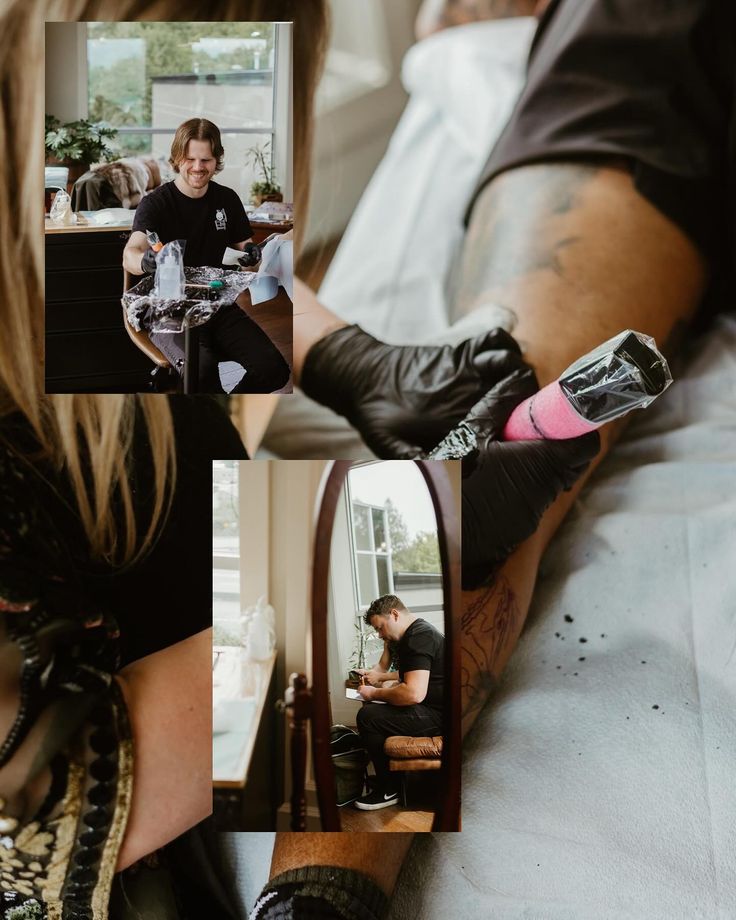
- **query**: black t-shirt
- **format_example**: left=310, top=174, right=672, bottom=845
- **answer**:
left=0, top=396, right=247, bottom=668
left=132, top=179, right=253, bottom=268
left=397, top=618, right=444, bottom=711
left=467, top=0, right=736, bottom=319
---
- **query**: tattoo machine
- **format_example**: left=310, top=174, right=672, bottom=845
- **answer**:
left=428, top=330, right=672, bottom=457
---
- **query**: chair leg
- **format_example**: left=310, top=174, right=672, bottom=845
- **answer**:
left=401, top=772, right=408, bottom=808
left=150, top=365, right=178, bottom=393
left=183, top=322, right=200, bottom=394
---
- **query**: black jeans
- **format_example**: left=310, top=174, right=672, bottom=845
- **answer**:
left=151, top=303, right=290, bottom=393
left=355, top=702, right=443, bottom=791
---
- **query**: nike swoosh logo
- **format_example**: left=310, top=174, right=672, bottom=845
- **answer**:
left=384, top=793, right=396, bottom=800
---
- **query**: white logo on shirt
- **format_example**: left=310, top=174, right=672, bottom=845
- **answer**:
left=215, top=208, right=227, bottom=230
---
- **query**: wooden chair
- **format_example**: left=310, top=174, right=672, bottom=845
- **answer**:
left=122, top=268, right=178, bottom=391
left=385, top=734, right=443, bottom=808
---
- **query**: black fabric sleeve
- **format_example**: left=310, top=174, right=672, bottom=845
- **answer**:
left=131, top=190, right=162, bottom=235
left=466, top=0, right=735, bottom=264
left=226, top=187, right=253, bottom=244
left=401, top=630, right=435, bottom=673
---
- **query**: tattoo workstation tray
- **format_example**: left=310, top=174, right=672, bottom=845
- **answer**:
left=122, top=266, right=257, bottom=334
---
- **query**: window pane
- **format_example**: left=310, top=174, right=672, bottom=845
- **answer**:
left=213, top=460, right=239, bottom=557
left=372, top=507, right=386, bottom=553
left=213, top=569, right=240, bottom=626
left=353, top=504, right=371, bottom=551
left=376, top=555, right=390, bottom=597
left=348, top=461, right=443, bottom=616
left=357, top=554, right=377, bottom=607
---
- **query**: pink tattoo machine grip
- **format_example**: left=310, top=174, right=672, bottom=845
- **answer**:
left=428, top=330, right=672, bottom=458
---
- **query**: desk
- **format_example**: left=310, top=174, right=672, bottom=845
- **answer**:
left=249, top=218, right=293, bottom=245
left=213, top=648, right=278, bottom=830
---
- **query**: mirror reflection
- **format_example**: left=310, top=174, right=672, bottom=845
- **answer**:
left=328, top=461, right=445, bottom=832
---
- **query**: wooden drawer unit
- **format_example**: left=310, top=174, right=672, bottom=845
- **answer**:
left=45, top=223, right=153, bottom=393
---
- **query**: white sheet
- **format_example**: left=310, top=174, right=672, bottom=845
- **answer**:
left=388, top=314, right=736, bottom=920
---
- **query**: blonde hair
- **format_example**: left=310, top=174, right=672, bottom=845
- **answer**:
left=169, top=118, right=225, bottom=175
left=3, top=0, right=328, bottom=562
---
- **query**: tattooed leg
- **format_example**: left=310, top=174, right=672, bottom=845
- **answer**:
left=461, top=576, right=519, bottom=735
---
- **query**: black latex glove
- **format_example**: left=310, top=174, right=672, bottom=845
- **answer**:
left=300, top=324, right=529, bottom=458
left=461, top=369, right=601, bottom=589
left=141, top=248, right=158, bottom=274
left=238, top=242, right=262, bottom=267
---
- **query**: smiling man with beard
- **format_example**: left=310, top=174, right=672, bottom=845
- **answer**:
left=123, top=117, right=290, bottom=393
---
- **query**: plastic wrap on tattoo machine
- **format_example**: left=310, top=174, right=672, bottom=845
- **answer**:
left=123, top=265, right=257, bottom=334
left=427, top=330, right=672, bottom=458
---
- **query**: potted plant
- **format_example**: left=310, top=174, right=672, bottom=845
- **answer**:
left=246, top=140, right=282, bottom=206
left=347, top=619, right=368, bottom=677
left=45, top=115, right=119, bottom=188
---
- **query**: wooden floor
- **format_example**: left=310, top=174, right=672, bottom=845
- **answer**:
left=338, top=769, right=440, bottom=833
left=339, top=804, right=434, bottom=833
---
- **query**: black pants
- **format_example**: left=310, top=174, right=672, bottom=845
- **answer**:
left=356, top=702, right=443, bottom=790
left=151, top=303, right=290, bottom=393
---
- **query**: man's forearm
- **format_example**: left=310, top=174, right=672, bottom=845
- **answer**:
left=371, top=682, right=419, bottom=705
left=123, top=245, right=146, bottom=276
left=455, top=161, right=707, bottom=735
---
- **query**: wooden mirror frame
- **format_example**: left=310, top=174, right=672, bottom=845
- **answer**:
left=310, top=460, right=461, bottom=831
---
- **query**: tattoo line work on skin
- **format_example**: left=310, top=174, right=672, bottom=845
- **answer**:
left=461, top=574, right=520, bottom=731
left=453, top=164, right=602, bottom=320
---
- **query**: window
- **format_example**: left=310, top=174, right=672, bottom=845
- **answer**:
left=213, top=459, right=240, bottom=646
left=351, top=500, right=394, bottom=607
left=86, top=22, right=282, bottom=199
left=346, top=461, right=443, bottom=667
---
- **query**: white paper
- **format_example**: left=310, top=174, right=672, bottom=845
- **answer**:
left=222, top=245, right=247, bottom=266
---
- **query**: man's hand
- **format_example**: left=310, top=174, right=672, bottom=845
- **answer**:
left=141, top=248, right=158, bottom=274
left=355, top=668, right=383, bottom=687
left=460, top=369, right=600, bottom=588
left=357, top=684, right=378, bottom=701
left=237, top=242, right=262, bottom=268
left=300, top=325, right=530, bottom=458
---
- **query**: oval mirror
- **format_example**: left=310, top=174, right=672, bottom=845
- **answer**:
left=310, top=460, right=461, bottom=831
